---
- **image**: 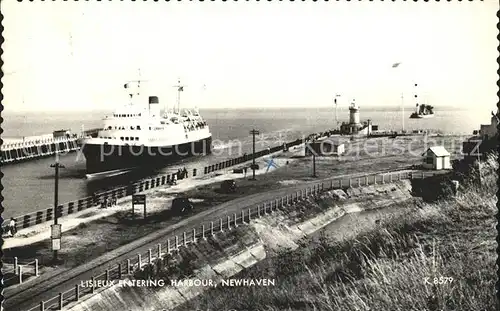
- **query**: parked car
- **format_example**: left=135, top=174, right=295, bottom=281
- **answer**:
left=171, top=197, right=194, bottom=215
left=220, top=179, right=237, bottom=193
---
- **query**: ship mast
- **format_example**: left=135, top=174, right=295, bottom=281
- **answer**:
left=173, top=79, right=185, bottom=114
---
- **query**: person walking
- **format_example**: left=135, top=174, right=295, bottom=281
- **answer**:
left=8, top=218, right=16, bottom=237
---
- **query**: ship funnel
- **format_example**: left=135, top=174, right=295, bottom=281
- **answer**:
left=148, top=96, right=160, bottom=116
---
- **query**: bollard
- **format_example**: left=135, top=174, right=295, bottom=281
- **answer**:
left=227, top=216, right=231, bottom=230
left=263, top=203, right=267, bottom=214
left=305, top=188, right=308, bottom=197
left=35, top=259, right=39, bottom=276
left=381, top=175, right=385, bottom=184
left=176, top=235, right=179, bottom=249
left=349, top=178, right=352, bottom=188
left=365, top=176, right=369, bottom=185
left=158, top=243, right=162, bottom=258
left=241, top=210, right=245, bottom=224
left=183, top=231, right=187, bottom=246
left=220, top=218, right=223, bottom=232
left=248, top=208, right=252, bottom=222
left=233, top=213, right=238, bottom=226
left=374, top=175, right=377, bottom=185
left=390, top=174, right=393, bottom=183
left=202, top=225, right=206, bottom=240
left=14, top=257, right=18, bottom=275
left=286, top=195, right=289, bottom=206
left=75, top=284, right=80, bottom=301
left=192, top=228, right=197, bottom=243
left=358, top=178, right=361, bottom=187
left=148, top=249, right=152, bottom=264
left=138, top=254, right=142, bottom=270
left=211, top=222, right=214, bottom=236
left=18, top=265, right=23, bottom=284
left=127, top=259, right=131, bottom=274
left=257, top=205, right=261, bottom=217
left=58, top=293, right=63, bottom=310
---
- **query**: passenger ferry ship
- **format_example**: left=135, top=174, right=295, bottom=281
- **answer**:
left=80, top=80, right=212, bottom=176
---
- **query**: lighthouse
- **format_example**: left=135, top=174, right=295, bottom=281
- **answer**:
left=349, top=99, right=361, bottom=125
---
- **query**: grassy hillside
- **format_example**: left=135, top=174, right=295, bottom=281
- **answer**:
left=178, top=154, right=498, bottom=311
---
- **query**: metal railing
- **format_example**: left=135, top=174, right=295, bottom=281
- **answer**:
left=3, top=257, right=40, bottom=287
left=24, top=169, right=438, bottom=311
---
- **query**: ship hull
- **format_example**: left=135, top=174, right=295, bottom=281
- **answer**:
left=410, top=114, right=434, bottom=119
left=81, top=136, right=212, bottom=174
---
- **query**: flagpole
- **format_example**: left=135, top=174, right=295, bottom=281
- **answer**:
left=401, top=92, right=404, bottom=133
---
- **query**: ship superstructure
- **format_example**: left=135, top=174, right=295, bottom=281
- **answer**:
left=80, top=80, right=212, bottom=175
left=410, top=83, right=434, bottom=119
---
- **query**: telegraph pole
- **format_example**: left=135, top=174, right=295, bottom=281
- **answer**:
left=312, top=153, right=317, bottom=177
left=249, top=129, right=260, bottom=180
left=50, top=157, right=65, bottom=263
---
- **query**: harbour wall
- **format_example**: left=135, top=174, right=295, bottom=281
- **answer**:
left=2, top=134, right=309, bottom=232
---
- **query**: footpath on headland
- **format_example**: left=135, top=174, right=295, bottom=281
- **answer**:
left=4, top=165, right=423, bottom=311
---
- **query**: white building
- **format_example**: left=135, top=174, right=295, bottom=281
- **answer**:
left=422, top=146, right=451, bottom=170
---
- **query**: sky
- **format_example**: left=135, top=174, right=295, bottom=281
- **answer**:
left=2, top=1, right=498, bottom=113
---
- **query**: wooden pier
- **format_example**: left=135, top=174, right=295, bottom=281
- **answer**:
left=0, top=128, right=101, bottom=164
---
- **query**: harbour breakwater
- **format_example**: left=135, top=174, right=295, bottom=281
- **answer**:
left=2, top=133, right=314, bottom=232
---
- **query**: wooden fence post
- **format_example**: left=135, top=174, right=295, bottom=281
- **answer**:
left=91, top=276, right=95, bottom=293
left=75, top=284, right=80, bottom=301
left=14, top=257, right=18, bottom=275
left=234, top=213, right=238, bottom=227
left=192, top=228, right=197, bottom=243
left=35, top=259, right=39, bottom=276
left=18, top=265, right=23, bottom=284
left=211, top=222, right=214, bottom=236
left=248, top=208, right=251, bottom=222
left=40, top=301, right=45, bottom=311
left=148, top=249, right=152, bottom=264
left=227, top=216, right=232, bottom=229
left=158, top=243, right=162, bottom=258
left=58, top=292, right=63, bottom=310
left=176, top=235, right=179, bottom=250
left=220, top=218, right=224, bottom=232
left=257, top=205, right=261, bottom=217
left=202, top=225, right=206, bottom=240
left=137, top=254, right=142, bottom=270
left=183, top=231, right=187, bottom=246
left=127, top=259, right=131, bottom=274
left=118, top=263, right=122, bottom=279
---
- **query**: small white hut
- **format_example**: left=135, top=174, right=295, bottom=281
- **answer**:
left=422, top=146, right=451, bottom=170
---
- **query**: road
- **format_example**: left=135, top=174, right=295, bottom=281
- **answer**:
left=5, top=168, right=414, bottom=311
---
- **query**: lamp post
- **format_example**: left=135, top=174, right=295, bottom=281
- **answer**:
left=249, top=129, right=260, bottom=180
left=50, top=157, right=65, bottom=263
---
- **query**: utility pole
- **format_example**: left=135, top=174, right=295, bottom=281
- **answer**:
left=50, top=157, right=65, bottom=263
left=334, top=94, right=341, bottom=130
left=249, top=129, right=260, bottom=180
left=312, top=153, right=317, bottom=178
